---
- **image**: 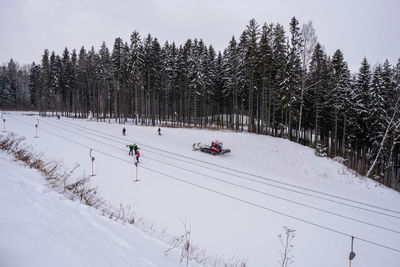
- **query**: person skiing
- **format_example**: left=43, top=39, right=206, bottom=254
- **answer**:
left=135, top=150, right=140, bottom=163
left=127, top=144, right=134, bottom=156
left=133, top=143, right=138, bottom=154
left=122, top=127, right=126, bottom=136
left=157, top=128, right=161, bottom=135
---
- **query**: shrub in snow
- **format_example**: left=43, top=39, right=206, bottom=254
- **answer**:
left=314, top=141, right=327, bottom=157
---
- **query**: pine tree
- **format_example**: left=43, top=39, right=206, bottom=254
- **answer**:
left=224, top=36, right=240, bottom=130
left=272, top=23, right=287, bottom=136
left=284, top=17, right=302, bottom=140
left=29, top=62, right=42, bottom=109
left=203, top=44, right=217, bottom=127
left=0, top=65, right=11, bottom=108
left=98, top=42, right=113, bottom=119
left=129, top=32, right=144, bottom=123
left=258, top=23, right=274, bottom=134
left=112, top=37, right=125, bottom=121
left=70, top=49, right=78, bottom=117
left=315, top=140, right=328, bottom=157
left=6, top=59, right=18, bottom=107
left=244, top=19, right=259, bottom=133
left=369, top=64, right=386, bottom=151
left=330, top=49, right=351, bottom=156
left=306, top=43, right=326, bottom=146
left=351, top=57, right=371, bottom=150
left=40, top=49, right=50, bottom=114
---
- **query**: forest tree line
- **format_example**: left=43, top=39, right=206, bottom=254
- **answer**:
left=1, top=17, right=400, bottom=190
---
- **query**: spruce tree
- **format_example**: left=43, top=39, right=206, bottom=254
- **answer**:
left=272, top=23, right=287, bottom=136
left=129, top=32, right=144, bottom=123
left=40, top=49, right=50, bottom=114
left=244, top=19, right=259, bottom=133
left=351, top=57, right=372, bottom=151
left=306, top=43, right=326, bottom=146
left=0, top=65, right=11, bottom=108
left=258, top=23, right=273, bottom=134
left=330, top=49, right=351, bottom=156
left=224, top=36, right=240, bottom=130
left=28, top=62, right=41, bottom=110
left=284, top=17, right=302, bottom=140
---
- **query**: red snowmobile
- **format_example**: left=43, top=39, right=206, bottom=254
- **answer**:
left=193, top=141, right=231, bottom=155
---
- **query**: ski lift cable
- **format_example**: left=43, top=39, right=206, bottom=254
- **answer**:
left=23, top=117, right=400, bottom=233
left=40, top=118, right=400, bottom=220
left=57, top=117, right=400, bottom=215
left=7, top=114, right=400, bottom=254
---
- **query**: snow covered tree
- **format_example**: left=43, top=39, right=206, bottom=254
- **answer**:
left=129, top=32, right=144, bottom=123
left=350, top=57, right=371, bottom=152
left=98, top=42, right=113, bottom=119
left=283, top=17, right=302, bottom=140
left=244, top=19, right=260, bottom=133
left=315, top=140, right=328, bottom=157
left=6, top=59, right=18, bottom=107
left=272, top=23, right=287, bottom=136
left=40, top=49, right=51, bottom=114
left=112, top=37, right=131, bottom=121
left=330, top=49, right=351, bottom=156
left=29, top=62, right=41, bottom=110
left=224, top=36, right=240, bottom=131
left=258, top=23, right=274, bottom=134
left=306, top=43, right=328, bottom=147
left=0, top=65, right=11, bottom=108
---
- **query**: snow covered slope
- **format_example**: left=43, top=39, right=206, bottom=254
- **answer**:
left=2, top=111, right=400, bottom=266
left=0, top=151, right=186, bottom=267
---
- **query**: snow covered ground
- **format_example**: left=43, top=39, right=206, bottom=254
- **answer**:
left=1, top=111, right=400, bottom=266
left=0, top=150, right=187, bottom=267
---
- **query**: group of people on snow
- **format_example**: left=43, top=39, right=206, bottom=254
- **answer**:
left=122, top=127, right=161, bottom=136
left=123, top=127, right=163, bottom=163
left=127, top=144, right=140, bottom=163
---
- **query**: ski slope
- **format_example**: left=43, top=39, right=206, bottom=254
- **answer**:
left=0, top=150, right=187, bottom=267
left=2, top=111, right=400, bottom=266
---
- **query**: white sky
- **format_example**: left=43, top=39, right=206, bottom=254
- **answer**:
left=0, top=0, right=399, bottom=71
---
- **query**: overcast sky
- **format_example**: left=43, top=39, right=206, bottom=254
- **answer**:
left=1, top=0, right=399, bottom=71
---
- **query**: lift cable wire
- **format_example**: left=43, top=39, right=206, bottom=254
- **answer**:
left=58, top=117, right=400, bottom=216
left=8, top=114, right=400, bottom=254
left=9, top=114, right=400, bottom=254
left=41, top=118, right=400, bottom=222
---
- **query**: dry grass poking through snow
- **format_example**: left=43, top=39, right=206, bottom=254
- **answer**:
left=0, top=132, right=135, bottom=224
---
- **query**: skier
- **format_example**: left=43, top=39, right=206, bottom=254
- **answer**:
left=122, top=127, right=126, bottom=136
left=135, top=150, right=140, bottom=163
left=127, top=144, right=134, bottom=156
left=133, top=143, right=139, bottom=154
left=157, top=128, right=161, bottom=135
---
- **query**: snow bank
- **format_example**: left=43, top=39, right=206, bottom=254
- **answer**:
left=0, top=151, right=184, bottom=267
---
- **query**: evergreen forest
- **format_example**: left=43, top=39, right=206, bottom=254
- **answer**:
left=1, top=18, right=400, bottom=190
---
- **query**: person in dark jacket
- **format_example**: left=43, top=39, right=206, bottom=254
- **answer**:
left=127, top=144, right=134, bottom=156
left=122, top=128, right=126, bottom=136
